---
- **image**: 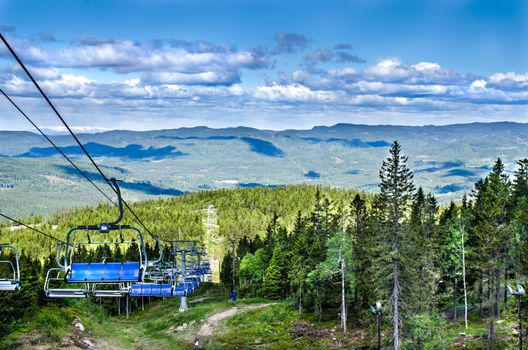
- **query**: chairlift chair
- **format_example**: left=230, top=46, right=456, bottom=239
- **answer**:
left=129, top=234, right=181, bottom=298
left=0, top=244, right=20, bottom=291
left=44, top=178, right=148, bottom=298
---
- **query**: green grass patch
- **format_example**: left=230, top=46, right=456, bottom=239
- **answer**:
left=206, top=302, right=334, bottom=349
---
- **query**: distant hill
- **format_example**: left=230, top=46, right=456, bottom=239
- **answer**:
left=1, top=122, right=526, bottom=216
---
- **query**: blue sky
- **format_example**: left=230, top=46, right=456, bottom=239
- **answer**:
left=0, top=0, right=526, bottom=131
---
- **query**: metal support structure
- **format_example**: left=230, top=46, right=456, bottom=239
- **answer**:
left=180, top=250, right=188, bottom=311
left=169, top=240, right=198, bottom=312
left=518, top=294, right=522, bottom=350
left=370, top=302, right=382, bottom=350
left=230, top=237, right=236, bottom=301
left=377, top=311, right=381, bottom=350
left=508, top=284, right=525, bottom=350
left=126, top=294, right=129, bottom=320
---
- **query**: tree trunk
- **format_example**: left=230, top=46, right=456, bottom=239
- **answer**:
left=495, top=268, right=501, bottom=318
left=341, top=250, right=347, bottom=335
left=393, top=266, right=400, bottom=350
left=479, top=272, right=483, bottom=318
left=503, top=268, right=508, bottom=308
left=298, top=284, right=303, bottom=314
left=454, top=278, right=458, bottom=325
left=488, top=272, right=494, bottom=350
left=461, top=223, right=468, bottom=329
left=315, top=285, right=321, bottom=321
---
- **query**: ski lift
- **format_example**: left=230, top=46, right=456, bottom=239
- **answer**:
left=130, top=236, right=179, bottom=298
left=0, top=244, right=20, bottom=291
left=44, top=179, right=147, bottom=298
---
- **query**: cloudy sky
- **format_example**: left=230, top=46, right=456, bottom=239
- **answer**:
left=0, top=0, right=526, bottom=131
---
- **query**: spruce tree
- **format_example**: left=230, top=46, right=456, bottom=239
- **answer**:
left=513, top=159, right=528, bottom=199
left=263, top=245, right=288, bottom=299
left=349, top=194, right=373, bottom=311
left=377, top=141, right=415, bottom=350
left=472, top=158, right=511, bottom=349
left=406, top=188, right=438, bottom=315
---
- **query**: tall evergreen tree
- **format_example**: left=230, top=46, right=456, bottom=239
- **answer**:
left=406, top=188, right=438, bottom=315
left=262, top=245, right=288, bottom=299
left=377, top=141, right=415, bottom=350
left=349, top=194, right=373, bottom=312
left=472, top=158, right=511, bottom=349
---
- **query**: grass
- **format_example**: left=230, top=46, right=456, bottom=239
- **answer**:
left=444, top=303, right=520, bottom=350
left=0, top=283, right=345, bottom=349
left=0, top=304, right=75, bottom=349
left=2, top=285, right=523, bottom=350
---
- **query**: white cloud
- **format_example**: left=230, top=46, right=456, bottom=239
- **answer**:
left=490, top=71, right=528, bottom=83
left=0, top=33, right=527, bottom=130
left=253, top=83, right=340, bottom=103
left=2, top=36, right=269, bottom=86
left=143, top=71, right=239, bottom=85
left=470, top=79, right=487, bottom=89
left=413, top=61, right=441, bottom=72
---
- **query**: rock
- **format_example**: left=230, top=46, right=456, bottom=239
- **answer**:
left=176, top=325, right=184, bottom=332
left=75, top=322, right=85, bottom=332
left=458, top=332, right=467, bottom=337
left=82, top=338, right=94, bottom=348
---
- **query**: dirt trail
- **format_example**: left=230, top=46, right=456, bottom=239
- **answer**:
left=197, top=303, right=274, bottom=338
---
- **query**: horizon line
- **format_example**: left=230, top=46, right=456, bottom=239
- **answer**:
left=1, top=120, right=527, bottom=135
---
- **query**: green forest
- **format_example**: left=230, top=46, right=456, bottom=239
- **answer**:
left=2, top=141, right=528, bottom=349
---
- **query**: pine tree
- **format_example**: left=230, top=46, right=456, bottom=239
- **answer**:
left=472, top=158, right=511, bottom=349
left=349, top=194, right=373, bottom=312
left=512, top=159, right=528, bottom=277
left=406, top=188, right=438, bottom=315
left=262, top=245, right=288, bottom=299
left=377, top=141, right=415, bottom=350
left=513, top=159, right=528, bottom=199
left=290, top=211, right=309, bottom=312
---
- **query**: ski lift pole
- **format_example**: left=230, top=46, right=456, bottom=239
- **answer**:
left=508, top=284, right=525, bottom=350
left=179, top=249, right=187, bottom=311
left=230, top=237, right=236, bottom=302
left=370, top=302, right=382, bottom=350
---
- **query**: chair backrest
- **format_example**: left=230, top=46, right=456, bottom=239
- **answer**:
left=0, top=245, right=20, bottom=290
left=67, top=262, right=141, bottom=283
left=130, top=283, right=173, bottom=297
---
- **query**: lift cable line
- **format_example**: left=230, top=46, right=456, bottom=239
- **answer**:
left=0, top=212, right=66, bottom=244
left=0, top=88, right=117, bottom=207
left=0, top=33, right=158, bottom=242
left=0, top=87, right=156, bottom=242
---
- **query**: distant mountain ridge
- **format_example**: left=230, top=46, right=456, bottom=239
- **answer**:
left=1, top=121, right=527, bottom=216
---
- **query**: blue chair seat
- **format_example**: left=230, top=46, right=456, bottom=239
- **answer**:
left=67, top=262, right=141, bottom=283
left=130, top=283, right=173, bottom=297
left=185, top=277, right=200, bottom=288
left=173, top=285, right=186, bottom=297
left=179, top=282, right=193, bottom=294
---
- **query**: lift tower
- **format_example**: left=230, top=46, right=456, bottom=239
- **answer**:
left=170, top=240, right=198, bottom=311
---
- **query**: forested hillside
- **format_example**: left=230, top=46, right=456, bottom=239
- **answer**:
left=3, top=122, right=528, bottom=216
left=2, top=142, right=528, bottom=349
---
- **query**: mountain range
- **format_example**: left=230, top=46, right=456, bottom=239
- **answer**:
left=1, top=122, right=527, bottom=217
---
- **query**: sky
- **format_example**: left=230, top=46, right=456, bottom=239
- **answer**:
left=0, top=0, right=526, bottom=131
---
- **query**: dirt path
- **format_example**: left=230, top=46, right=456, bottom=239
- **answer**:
left=197, top=303, right=274, bottom=338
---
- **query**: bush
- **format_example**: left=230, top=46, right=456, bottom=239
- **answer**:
left=402, top=312, right=446, bottom=350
